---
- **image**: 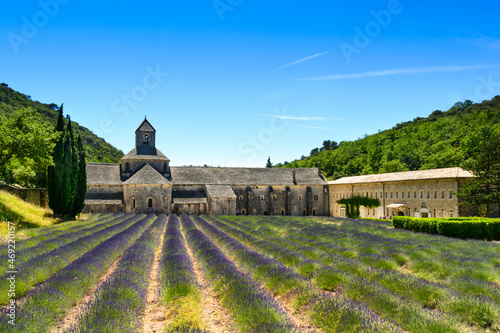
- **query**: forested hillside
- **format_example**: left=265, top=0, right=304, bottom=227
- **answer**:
left=0, top=83, right=123, bottom=163
left=277, top=97, right=500, bottom=179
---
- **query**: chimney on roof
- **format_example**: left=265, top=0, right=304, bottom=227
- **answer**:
left=292, top=168, right=297, bottom=185
left=318, top=161, right=322, bottom=177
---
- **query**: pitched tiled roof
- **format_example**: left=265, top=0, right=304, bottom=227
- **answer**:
left=170, top=167, right=326, bottom=186
left=206, top=185, right=237, bottom=198
left=173, top=198, right=208, bottom=204
left=136, top=118, right=156, bottom=132
left=84, top=199, right=123, bottom=205
left=329, top=167, right=474, bottom=185
left=120, top=148, right=170, bottom=161
left=86, top=163, right=122, bottom=185
left=123, top=164, right=171, bottom=185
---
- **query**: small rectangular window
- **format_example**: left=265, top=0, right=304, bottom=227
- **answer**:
left=391, top=192, right=393, bottom=199
left=442, top=191, right=445, bottom=199
left=434, top=191, right=437, bottom=199
left=427, top=191, right=430, bottom=199
left=314, top=195, right=319, bottom=200
left=414, top=191, right=417, bottom=199
left=450, top=192, right=453, bottom=199
left=402, top=192, right=405, bottom=199
left=420, top=191, right=423, bottom=199
left=396, top=192, right=399, bottom=199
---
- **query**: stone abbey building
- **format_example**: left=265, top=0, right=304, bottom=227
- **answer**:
left=84, top=119, right=482, bottom=217
left=84, top=119, right=329, bottom=216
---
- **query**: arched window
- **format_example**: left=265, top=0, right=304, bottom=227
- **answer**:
left=449, top=210, right=454, bottom=217
left=299, top=194, right=303, bottom=201
left=281, top=209, right=285, bottom=215
left=312, top=209, right=317, bottom=216
left=143, top=134, right=149, bottom=145
left=260, top=195, right=265, bottom=201
left=239, top=195, right=244, bottom=201
left=273, top=194, right=278, bottom=200
left=131, top=197, right=136, bottom=209
left=148, top=198, right=153, bottom=208
left=241, top=209, right=247, bottom=215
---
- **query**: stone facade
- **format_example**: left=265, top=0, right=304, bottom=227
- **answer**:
left=83, top=119, right=485, bottom=217
left=84, top=119, right=328, bottom=216
left=328, top=168, right=484, bottom=218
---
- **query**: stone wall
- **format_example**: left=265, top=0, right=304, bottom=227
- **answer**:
left=172, top=202, right=208, bottom=215
left=82, top=203, right=125, bottom=214
left=329, top=179, right=464, bottom=218
left=232, top=185, right=328, bottom=216
left=0, top=184, right=47, bottom=208
left=123, top=184, right=172, bottom=214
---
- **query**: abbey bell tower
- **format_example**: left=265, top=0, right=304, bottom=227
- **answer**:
left=135, top=117, right=156, bottom=155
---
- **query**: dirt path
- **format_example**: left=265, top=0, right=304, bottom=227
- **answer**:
left=182, top=230, right=237, bottom=333
left=51, top=255, right=122, bottom=333
left=143, top=222, right=168, bottom=333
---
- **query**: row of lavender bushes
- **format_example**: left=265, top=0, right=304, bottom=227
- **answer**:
left=213, top=216, right=474, bottom=332
left=0, top=214, right=156, bottom=332
left=224, top=215, right=499, bottom=331
left=158, top=214, right=205, bottom=331
left=201, top=216, right=401, bottom=333
left=0, top=213, right=145, bottom=305
left=0, top=213, right=121, bottom=276
left=180, top=214, right=294, bottom=332
left=67, top=214, right=167, bottom=332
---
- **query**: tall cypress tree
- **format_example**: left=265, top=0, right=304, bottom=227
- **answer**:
left=71, top=135, right=87, bottom=217
left=66, top=116, right=79, bottom=216
left=48, top=105, right=69, bottom=216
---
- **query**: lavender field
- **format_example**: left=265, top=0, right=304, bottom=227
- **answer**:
left=1, top=213, right=499, bottom=332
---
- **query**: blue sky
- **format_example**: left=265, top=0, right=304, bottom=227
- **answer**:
left=2, top=1, right=500, bottom=167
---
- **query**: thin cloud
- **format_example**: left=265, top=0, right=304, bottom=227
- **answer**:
left=293, top=124, right=335, bottom=131
left=300, top=64, right=500, bottom=81
left=267, top=115, right=345, bottom=121
left=268, top=51, right=328, bottom=73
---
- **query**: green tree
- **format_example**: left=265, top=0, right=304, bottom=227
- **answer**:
left=47, top=110, right=71, bottom=216
left=0, top=107, right=56, bottom=187
left=47, top=107, right=87, bottom=218
left=337, top=195, right=380, bottom=218
left=71, top=135, right=87, bottom=217
left=266, top=156, right=273, bottom=168
left=457, top=125, right=500, bottom=216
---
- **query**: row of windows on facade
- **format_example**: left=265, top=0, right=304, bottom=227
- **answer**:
left=337, top=206, right=455, bottom=218
left=238, top=194, right=320, bottom=201
left=333, top=190, right=454, bottom=200
left=130, top=197, right=164, bottom=209
left=240, top=208, right=318, bottom=216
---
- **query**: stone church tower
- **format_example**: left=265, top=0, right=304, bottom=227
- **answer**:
left=119, top=117, right=173, bottom=214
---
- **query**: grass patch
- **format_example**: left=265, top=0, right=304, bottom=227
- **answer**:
left=0, top=190, right=57, bottom=240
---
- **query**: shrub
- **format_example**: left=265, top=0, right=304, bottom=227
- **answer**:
left=392, top=216, right=500, bottom=241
